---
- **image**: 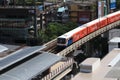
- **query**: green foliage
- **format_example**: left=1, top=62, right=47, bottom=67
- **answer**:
left=64, top=22, right=78, bottom=30
left=38, top=30, right=49, bottom=44
left=38, top=22, right=78, bottom=44
left=116, top=0, right=120, bottom=9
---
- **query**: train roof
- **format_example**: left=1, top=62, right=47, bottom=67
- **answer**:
left=58, top=25, right=87, bottom=39
left=86, top=19, right=99, bottom=26
left=107, top=10, right=120, bottom=17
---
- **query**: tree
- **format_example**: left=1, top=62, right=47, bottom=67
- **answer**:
left=116, top=0, right=120, bottom=10
left=38, top=22, right=78, bottom=44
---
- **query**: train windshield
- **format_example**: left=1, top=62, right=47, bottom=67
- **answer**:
left=57, top=38, right=66, bottom=44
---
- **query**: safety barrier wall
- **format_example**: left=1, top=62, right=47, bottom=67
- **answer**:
left=41, top=58, right=73, bottom=80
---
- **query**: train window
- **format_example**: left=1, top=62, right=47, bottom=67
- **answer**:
left=57, top=38, right=66, bottom=44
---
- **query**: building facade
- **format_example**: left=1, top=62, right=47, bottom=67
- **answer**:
left=0, top=7, right=42, bottom=43
left=67, top=0, right=97, bottom=25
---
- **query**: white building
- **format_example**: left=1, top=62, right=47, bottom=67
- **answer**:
left=108, top=37, right=120, bottom=52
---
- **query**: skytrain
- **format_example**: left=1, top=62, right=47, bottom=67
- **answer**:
left=57, top=10, right=120, bottom=47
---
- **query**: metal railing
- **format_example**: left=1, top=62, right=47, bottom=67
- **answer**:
left=41, top=58, right=73, bottom=80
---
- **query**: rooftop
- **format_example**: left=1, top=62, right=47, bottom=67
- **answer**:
left=0, top=45, right=8, bottom=53
left=0, top=52, right=62, bottom=80
left=80, top=57, right=100, bottom=66
left=109, top=37, right=120, bottom=43
left=71, top=48, right=120, bottom=80
left=0, top=45, right=45, bottom=71
left=0, top=44, right=21, bottom=58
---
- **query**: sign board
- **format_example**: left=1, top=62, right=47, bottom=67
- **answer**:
left=110, top=0, right=116, bottom=9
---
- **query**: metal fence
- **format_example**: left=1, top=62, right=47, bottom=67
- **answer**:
left=41, top=58, right=73, bottom=80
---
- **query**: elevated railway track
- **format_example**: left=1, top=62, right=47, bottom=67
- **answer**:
left=42, top=20, right=120, bottom=56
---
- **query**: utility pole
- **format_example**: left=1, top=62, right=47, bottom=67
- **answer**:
left=41, top=0, right=44, bottom=10
left=106, top=0, right=110, bottom=14
left=34, top=0, right=37, bottom=38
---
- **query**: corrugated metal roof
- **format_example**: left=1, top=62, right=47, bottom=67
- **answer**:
left=0, top=44, right=20, bottom=50
left=0, top=46, right=45, bottom=71
left=0, top=45, right=8, bottom=53
left=0, top=52, right=62, bottom=80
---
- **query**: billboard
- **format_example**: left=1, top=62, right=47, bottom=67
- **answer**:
left=110, top=0, right=116, bottom=9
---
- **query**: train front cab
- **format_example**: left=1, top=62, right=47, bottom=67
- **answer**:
left=67, top=37, right=73, bottom=46
left=57, top=37, right=73, bottom=47
left=57, top=37, right=67, bottom=47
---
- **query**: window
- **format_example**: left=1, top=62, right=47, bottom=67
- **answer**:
left=85, top=6, right=91, bottom=10
left=57, top=38, right=66, bottom=44
left=78, top=5, right=83, bottom=9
